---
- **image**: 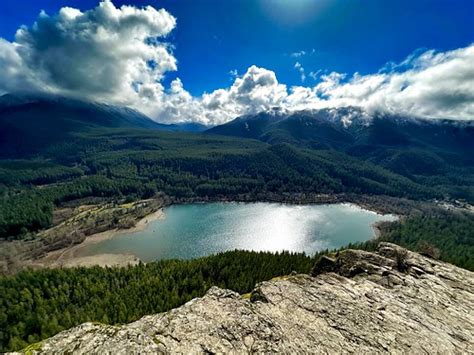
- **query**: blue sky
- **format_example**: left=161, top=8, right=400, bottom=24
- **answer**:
left=1, top=0, right=472, bottom=96
left=0, top=0, right=473, bottom=124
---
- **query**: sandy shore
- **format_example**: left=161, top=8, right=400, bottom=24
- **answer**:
left=35, top=208, right=165, bottom=269
left=132, top=208, right=166, bottom=232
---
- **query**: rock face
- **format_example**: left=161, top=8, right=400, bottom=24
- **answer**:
left=19, top=243, right=474, bottom=354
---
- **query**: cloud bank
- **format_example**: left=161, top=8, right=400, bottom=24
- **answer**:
left=0, top=0, right=473, bottom=124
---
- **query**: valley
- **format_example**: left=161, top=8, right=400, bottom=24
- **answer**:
left=0, top=192, right=420, bottom=275
left=0, top=94, right=473, bottom=351
left=1, top=94, right=473, bottom=275
left=1, top=0, right=473, bottom=352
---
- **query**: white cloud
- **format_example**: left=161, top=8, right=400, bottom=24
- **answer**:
left=294, top=62, right=306, bottom=82
left=0, top=0, right=472, bottom=124
left=199, top=65, right=288, bottom=124
left=0, top=0, right=177, bottom=105
left=0, top=38, right=38, bottom=93
left=229, top=69, right=238, bottom=79
left=290, top=49, right=315, bottom=58
left=290, top=50, right=306, bottom=58
left=196, top=45, right=474, bottom=123
left=309, top=70, right=321, bottom=81
left=312, top=45, right=474, bottom=119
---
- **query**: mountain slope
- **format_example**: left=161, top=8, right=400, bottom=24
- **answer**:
left=206, top=107, right=474, bottom=179
left=164, top=122, right=208, bottom=133
left=206, top=107, right=474, bottom=154
left=0, top=93, right=164, bottom=156
left=19, top=243, right=474, bottom=353
left=0, top=93, right=207, bottom=157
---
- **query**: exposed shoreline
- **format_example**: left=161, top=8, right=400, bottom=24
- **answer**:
left=32, top=209, right=165, bottom=269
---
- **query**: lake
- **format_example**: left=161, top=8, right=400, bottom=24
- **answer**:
left=78, top=202, right=397, bottom=261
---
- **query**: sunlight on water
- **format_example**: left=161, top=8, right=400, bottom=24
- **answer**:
left=78, top=202, right=397, bottom=261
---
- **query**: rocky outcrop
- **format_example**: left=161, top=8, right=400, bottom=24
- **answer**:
left=18, top=243, right=474, bottom=354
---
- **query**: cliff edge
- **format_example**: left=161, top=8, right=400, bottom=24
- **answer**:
left=18, top=243, right=474, bottom=354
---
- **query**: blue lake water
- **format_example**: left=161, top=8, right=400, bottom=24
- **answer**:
left=78, top=202, right=397, bottom=261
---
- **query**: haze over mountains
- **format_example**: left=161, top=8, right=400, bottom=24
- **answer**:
left=207, top=106, right=474, bottom=152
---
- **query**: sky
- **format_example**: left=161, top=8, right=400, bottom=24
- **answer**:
left=0, top=0, right=473, bottom=124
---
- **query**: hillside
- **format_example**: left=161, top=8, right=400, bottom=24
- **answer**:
left=206, top=107, right=474, bottom=152
left=14, top=243, right=473, bottom=353
left=0, top=93, right=207, bottom=157
left=206, top=108, right=474, bottom=171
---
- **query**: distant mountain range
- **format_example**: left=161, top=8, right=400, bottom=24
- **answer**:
left=1, top=92, right=473, bottom=180
left=206, top=107, right=473, bottom=151
left=0, top=93, right=207, bottom=156
left=206, top=107, right=474, bottom=176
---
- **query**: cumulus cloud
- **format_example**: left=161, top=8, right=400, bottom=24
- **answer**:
left=198, top=65, right=288, bottom=124
left=0, top=38, right=38, bottom=93
left=0, top=0, right=176, bottom=105
left=194, top=45, right=474, bottom=123
left=0, top=0, right=472, bottom=124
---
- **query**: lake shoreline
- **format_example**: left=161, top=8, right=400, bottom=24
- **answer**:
left=38, top=201, right=397, bottom=269
left=3, top=194, right=424, bottom=274
left=371, top=221, right=384, bottom=239
left=32, top=209, right=165, bottom=269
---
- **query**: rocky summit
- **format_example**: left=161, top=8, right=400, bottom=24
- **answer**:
left=18, top=243, right=474, bottom=354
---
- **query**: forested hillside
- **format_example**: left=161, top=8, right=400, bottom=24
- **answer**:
left=373, top=211, right=474, bottom=270
left=207, top=108, right=474, bottom=200
left=0, top=127, right=456, bottom=240
left=0, top=250, right=315, bottom=351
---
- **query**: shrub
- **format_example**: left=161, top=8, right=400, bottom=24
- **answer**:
left=416, top=240, right=440, bottom=260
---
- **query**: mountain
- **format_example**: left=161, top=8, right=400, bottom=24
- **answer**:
left=205, top=110, right=288, bottom=140
left=0, top=93, right=206, bottom=157
left=162, top=122, right=208, bottom=133
left=20, top=243, right=474, bottom=353
left=206, top=107, right=474, bottom=175
left=206, top=107, right=474, bottom=152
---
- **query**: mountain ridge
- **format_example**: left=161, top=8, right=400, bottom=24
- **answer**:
left=206, top=107, right=474, bottom=176
left=206, top=107, right=474, bottom=148
left=0, top=93, right=207, bottom=157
